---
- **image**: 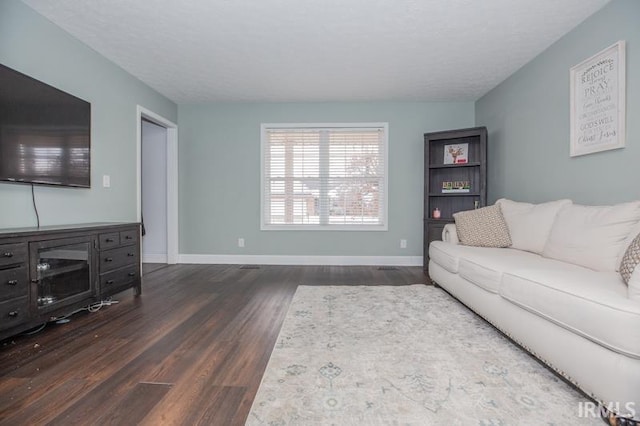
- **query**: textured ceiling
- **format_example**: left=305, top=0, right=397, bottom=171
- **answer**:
left=20, top=0, right=610, bottom=104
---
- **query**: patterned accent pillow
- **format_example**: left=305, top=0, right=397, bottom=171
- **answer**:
left=453, top=204, right=512, bottom=248
left=620, top=233, right=640, bottom=284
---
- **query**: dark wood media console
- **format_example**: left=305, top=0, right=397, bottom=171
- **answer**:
left=0, top=222, right=141, bottom=341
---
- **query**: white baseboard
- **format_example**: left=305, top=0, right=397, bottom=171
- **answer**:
left=177, top=254, right=422, bottom=266
left=142, top=253, right=168, bottom=263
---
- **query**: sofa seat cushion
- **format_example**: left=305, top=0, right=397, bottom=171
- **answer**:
left=501, top=266, right=640, bottom=358
left=457, top=250, right=551, bottom=294
left=430, top=241, right=519, bottom=274
left=457, top=258, right=503, bottom=293
left=430, top=241, right=546, bottom=293
left=429, top=241, right=467, bottom=273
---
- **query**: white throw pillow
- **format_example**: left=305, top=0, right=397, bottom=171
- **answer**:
left=497, top=198, right=572, bottom=254
left=542, top=201, right=640, bottom=272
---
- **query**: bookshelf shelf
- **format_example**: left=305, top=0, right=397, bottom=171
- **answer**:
left=428, top=162, right=481, bottom=169
left=428, top=193, right=481, bottom=197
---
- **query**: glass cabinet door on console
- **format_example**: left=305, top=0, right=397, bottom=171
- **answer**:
left=29, top=236, right=96, bottom=313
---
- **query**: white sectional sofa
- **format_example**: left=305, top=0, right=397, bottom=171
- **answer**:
left=428, top=199, right=640, bottom=422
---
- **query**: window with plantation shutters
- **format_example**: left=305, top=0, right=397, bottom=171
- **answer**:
left=261, top=123, right=388, bottom=230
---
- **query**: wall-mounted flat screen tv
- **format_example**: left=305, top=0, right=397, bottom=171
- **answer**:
left=0, top=63, right=91, bottom=188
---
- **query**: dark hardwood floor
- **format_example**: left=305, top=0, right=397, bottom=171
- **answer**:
left=0, top=264, right=426, bottom=425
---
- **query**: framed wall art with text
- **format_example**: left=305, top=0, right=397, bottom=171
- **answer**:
left=570, top=40, right=625, bottom=157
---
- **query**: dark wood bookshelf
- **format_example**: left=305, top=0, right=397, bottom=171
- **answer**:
left=423, top=127, right=487, bottom=271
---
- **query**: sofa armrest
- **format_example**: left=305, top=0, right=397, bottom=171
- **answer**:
left=442, top=223, right=460, bottom=245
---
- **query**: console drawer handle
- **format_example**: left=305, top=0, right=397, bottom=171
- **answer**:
left=127, top=253, right=135, bottom=257
left=8, top=310, right=19, bottom=318
left=125, top=235, right=133, bottom=240
left=7, top=280, right=18, bottom=286
left=105, top=238, right=115, bottom=243
left=106, top=279, right=115, bottom=285
left=105, top=257, right=113, bottom=262
left=128, top=272, right=136, bottom=277
left=3, top=252, right=13, bottom=258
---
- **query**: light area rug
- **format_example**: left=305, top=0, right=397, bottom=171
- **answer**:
left=246, top=285, right=599, bottom=425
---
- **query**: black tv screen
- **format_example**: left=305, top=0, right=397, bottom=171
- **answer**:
left=0, top=63, right=90, bottom=188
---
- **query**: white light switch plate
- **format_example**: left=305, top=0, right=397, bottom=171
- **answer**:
left=102, top=175, right=111, bottom=188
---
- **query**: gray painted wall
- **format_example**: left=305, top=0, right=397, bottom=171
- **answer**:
left=11, top=0, right=627, bottom=258
left=178, top=102, right=474, bottom=257
left=475, top=0, right=639, bottom=205
left=0, top=0, right=177, bottom=229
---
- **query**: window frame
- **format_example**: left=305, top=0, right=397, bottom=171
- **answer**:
left=260, top=122, right=389, bottom=231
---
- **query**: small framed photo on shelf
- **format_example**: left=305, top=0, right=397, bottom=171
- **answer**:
left=443, top=143, right=469, bottom=164
left=441, top=180, right=470, bottom=193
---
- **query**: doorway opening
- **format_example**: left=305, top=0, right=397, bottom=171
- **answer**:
left=136, top=106, right=178, bottom=265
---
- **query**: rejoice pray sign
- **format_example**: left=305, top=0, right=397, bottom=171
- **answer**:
left=570, top=41, right=626, bottom=157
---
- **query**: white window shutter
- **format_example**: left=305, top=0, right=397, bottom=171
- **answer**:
left=261, top=123, right=388, bottom=230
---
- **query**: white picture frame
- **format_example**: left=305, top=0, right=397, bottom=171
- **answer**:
left=443, top=143, right=468, bottom=164
left=570, top=41, right=626, bottom=157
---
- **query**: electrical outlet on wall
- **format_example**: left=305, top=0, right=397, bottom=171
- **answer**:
left=400, top=239, right=407, bottom=249
left=238, top=238, right=245, bottom=248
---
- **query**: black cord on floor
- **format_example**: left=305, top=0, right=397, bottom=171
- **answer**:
left=31, top=183, right=40, bottom=228
left=20, top=322, right=47, bottom=336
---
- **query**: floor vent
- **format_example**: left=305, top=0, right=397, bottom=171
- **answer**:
left=377, top=266, right=399, bottom=271
left=240, top=265, right=261, bottom=270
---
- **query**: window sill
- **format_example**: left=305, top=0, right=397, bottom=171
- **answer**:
left=261, top=224, right=388, bottom=232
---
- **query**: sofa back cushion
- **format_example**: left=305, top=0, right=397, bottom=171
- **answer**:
left=453, top=204, right=512, bottom=248
left=496, top=198, right=572, bottom=254
left=542, top=201, right=640, bottom=272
